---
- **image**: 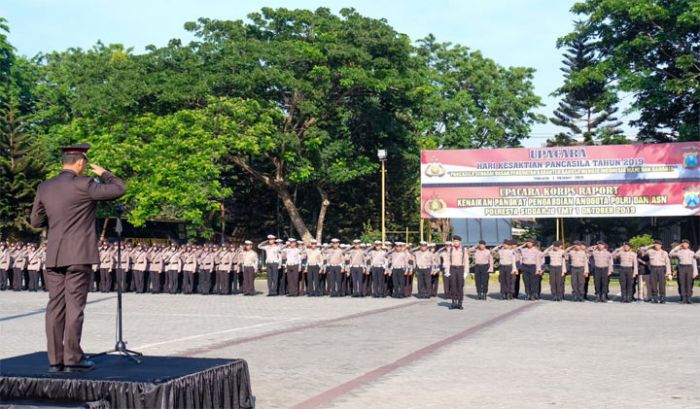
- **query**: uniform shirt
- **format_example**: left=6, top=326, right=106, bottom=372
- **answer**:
left=567, top=249, right=589, bottom=273
left=183, top=252, right=198, bottom=272
left=118, top=250, right=132, bottom=269
left=543, top=247, right=566, bottom=273
left=345, top=248, right=367, bottom=267
left=0, top=248, right=11, bottom=270
left=412, top=250, right=433, bottom=269
left=133, top=250, right=149, bottom=271
left=590, top=249, right=613, bottom=271
left=149, top=250, right=164, bottom=272
left=324, top=248, right=345, bottom=266
left=217, top=250, right=234, bottom=272
left=303, top=247, right=323, bottom=266
left=645, top=248, right=671, bottom=275
left=165, top=250, right=182, bottom=271
left=27, top=249, right=43, bottom=271
left=613, top=249, right=638, bottom=275
left=387, top=250, right=410, bottom=269
left=199, top=252, right=215, bottom=270
left=240, top=249, right=259, bottom=267
left=444, top=246, right=469, bottom=268
left=13, top=250, right=27, bottom=269
left=670, top=247, right=698, bottom=276
left=367, top=249, right=388, bottom=267
left=258, top=242, right=282, bottom=264
left=518, top=247, right=542, bottom=270
left=472, top=248, right=494, bottom=272
left=99, top=248, right=114, bottom=269
left=282, top=247, right=303, bottom=266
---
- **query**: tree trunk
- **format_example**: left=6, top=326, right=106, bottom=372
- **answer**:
left=315, top=186, right=330, bottom=241
left=276, top=185, right=313, bottom=241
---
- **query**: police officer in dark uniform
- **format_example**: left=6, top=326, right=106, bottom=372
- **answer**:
left=30, top=143, right=125, bottom=372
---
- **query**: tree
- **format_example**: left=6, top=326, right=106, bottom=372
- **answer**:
left=0, top=102, right=50, bottom=239
left=562, top=0, right=700, bottom=141
left=415, top=34, right=546, bottom=149
left=185, top=8, right=421, bottom=240
left=549, top=36, right=623, bottom=146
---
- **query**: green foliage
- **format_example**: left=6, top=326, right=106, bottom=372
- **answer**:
left=0, top=102, right=50, bottom=239
left=416, top=34, right=546, bottom=149
left=563, top=0, right=700, bottom=141
left=549, top=36, right=624, bottom=146
left=628, top=233, right=655, bottom=250
left=360, top=221, right=382, bottom=243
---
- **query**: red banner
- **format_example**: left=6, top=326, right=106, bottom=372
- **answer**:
left=421, top=142, right=700, bottom=219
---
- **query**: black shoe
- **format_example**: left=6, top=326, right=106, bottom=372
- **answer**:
left=48, top=364, right=64, bottom=373
left=687, top=298, right=693, bottom=304
left=64, top=359, right=95, bottom=372
left=457, top=302, right=464, bottom=310
left=449, top=302, right=455, bottom=310
left=660, top=297, right=666, bottom=304
left=651, top=297, right=658, bottom=304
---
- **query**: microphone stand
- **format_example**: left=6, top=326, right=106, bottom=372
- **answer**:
left=90, top=205, right=142, bottom=363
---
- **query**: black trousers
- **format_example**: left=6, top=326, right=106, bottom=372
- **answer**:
left=499, top=265, right=514, bottom=295
left=133, top=270, right=146, bottom=293
left=242, top=266, right=256, bottom=295
left=416, top=268, right=431, bottom=298
left=99, top=268, right=112, bottom=292
left=12, top=268, right=24, bottom=291
left=320, top=270, right=329, bottom=296
left=116, top=268, right=129, bottom=292
left=474, top=264, right=490, bottom=296
left=198, top=269, right=212, bottom=294
left=513, top=267, right=522, bottom=298
left=28, top=270, right=40, bottom=291
left=618, top=266, right=634, bottom=300
left=327, top=266, right=342, bottom=296
left=287, top=264, right=300, bottom=296
left=306, top=265, right=321, bottom=296
left=593, top=266, right=610, bottom=297
left=520, top=264, right=537, bottom=297
left=89, top=269, right=99, bottom=292
left=431, top=272, right=439, bottom=297
left=0, top=268, right=7, bottom=290
left=350, top=267, right=364, bottom=296
left=549, top=265, right=564, bottom=298
left=649, top=265, right=667, bottom=298
left=278, top=268, right=288, bottom=295
left=370, top=267, right=385, bottom=297
left=677, top=265, right=694, bottom=298
left=150, top=271, right=163, bottom=293
left=166, top=269, right=180, bottom=293
left=448, top=266, right=465, bottom=302
left=216, top=270, right=230, bottom=294
left=442, top=270, right=451, bottom=298
left=182, top=271, right=195, bottom=294
left=391, top=268, right=406, bottom=298
left=570, top=266, right=585, bottom=299
left=266, top=262, right=279, bottom=295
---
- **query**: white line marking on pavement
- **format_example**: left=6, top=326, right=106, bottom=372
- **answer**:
left=133, top=318, right=301, bottom=350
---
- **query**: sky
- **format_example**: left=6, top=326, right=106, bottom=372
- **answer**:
left=2, top=0, right=638, bottom=147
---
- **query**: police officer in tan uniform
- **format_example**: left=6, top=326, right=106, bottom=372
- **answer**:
left=612, top=242, right=638, bottom=303
left=670, top=240, right=697, bottom=304
left=443, top=236, right=469, bottom=310
left=566, top=241, right=589, bottom=302
left=640, top=240, right=672, bottom=303
left=240, top=240, right=258, bottom=295
left=543, top=241, right=566, bottom=301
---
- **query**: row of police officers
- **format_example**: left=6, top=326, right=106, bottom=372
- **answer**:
left=1, top=236, right=696, bottom=307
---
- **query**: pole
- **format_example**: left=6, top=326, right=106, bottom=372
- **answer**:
left=420, top=217, right=424, bottom=242
left=381, top=159, right=386, bottom=243
left=89, top=206, right=142, bottom=364
left=556, top=218, right=560, bottom=242
left=220, top=202, right=225, bottom=246
left=561, top=218, right=565, bottom=247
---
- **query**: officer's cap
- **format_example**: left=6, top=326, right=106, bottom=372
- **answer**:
left=622, top=242, right=631, bottom=247
left=244, top=240, right=253, bottom=245
left=352, top=239, right=361, bottom=244
left=374, top=240, right=383, bottom=245
left=553, top=240, right=562, bottom=246
left=478, top=240, right=486, bottom=245
left=420, top=241, right=428, bottom=246
left=288, top=238, right=297, bottom=243
left=331, top=238, right=340, bottom=243
left=452, top=235, right=462, bottom=241
left=596, top=240, right=605, bottom=245
left=267, top=234, right=276, bottom=240
left=681, top=239, right=690, bottom=244
left=654, top=240, right=663, bottom=245
left=61, top=143, right=91, bottom=158
left=309, top=239, right=318, bottom=244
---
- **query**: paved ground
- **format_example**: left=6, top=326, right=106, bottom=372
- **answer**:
left=2, top=280, right=700, bottom=408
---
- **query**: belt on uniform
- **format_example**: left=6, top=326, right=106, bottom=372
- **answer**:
left=371, top=265, right=385, bottom=268
left=243, top=264, right=256, bottom=267
left=679, top=264, right=693, bottom=266
left=328, top=264, right=342, bottom=267
left=349, top=265, right=365, bottom=268
left=286, top=263, right=301, bottom=267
